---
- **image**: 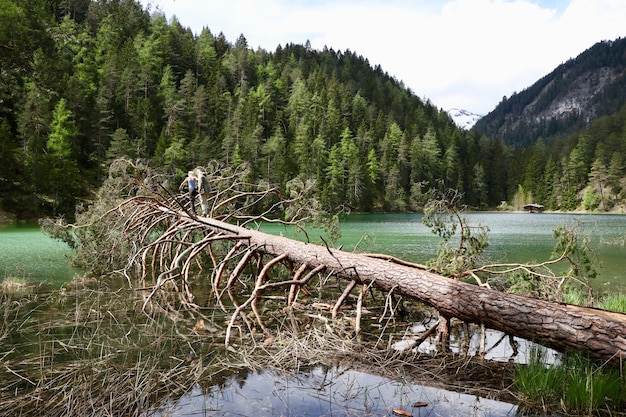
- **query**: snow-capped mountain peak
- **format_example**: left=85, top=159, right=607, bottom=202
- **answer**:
left=447, top=108, right=483, bottom=130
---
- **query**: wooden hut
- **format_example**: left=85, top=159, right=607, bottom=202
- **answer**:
left=523, top=203, right=544, bottom=213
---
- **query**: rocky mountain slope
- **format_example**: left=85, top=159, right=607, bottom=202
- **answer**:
left=473, top=37, right=626, bottom=147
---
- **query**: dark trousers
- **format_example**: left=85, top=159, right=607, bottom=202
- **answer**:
left=189, top=189, right=198, bottom=213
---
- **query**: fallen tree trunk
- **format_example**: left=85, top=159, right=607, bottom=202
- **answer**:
left=167, top=206, right=626, bottom=365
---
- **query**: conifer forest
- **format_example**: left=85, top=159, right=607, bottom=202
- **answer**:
left=2, top=0, right=626, bottom=221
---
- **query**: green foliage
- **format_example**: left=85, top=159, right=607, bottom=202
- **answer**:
left=44, top=98, right=83, bottom=217
left=581, top=188, right=601, bottom=211
left=598, top=293, right=626, bottom=313
left=106, top=128, right=135, bottom=164
left=515, top=347, right=626, bottom=414
left=551, top=223, right=599, bottom=284
left=422, top=184, right=489, bottom=276
left=47, top=98, right=75, bottom=159
left=41, top=158, right=154, bottom=276
left=1, top=1, right=626, bottom=220
left=511, top=184, right=533, bottom=211
left=502, top=223, right=598, bottom=302
left=503, top=269, right=547, bottom=299
left=0, top=120, right=20, bottom=208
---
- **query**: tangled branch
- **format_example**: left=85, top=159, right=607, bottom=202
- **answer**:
left=40, top=159, right=606, bottom=362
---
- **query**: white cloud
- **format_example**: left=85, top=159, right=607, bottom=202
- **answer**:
left=141, top=0, right=626, bottom=114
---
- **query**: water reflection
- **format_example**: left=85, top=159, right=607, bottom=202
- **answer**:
left=157, top=365, right=519, bottom=417
left=393, top=320, right=559, bottom=365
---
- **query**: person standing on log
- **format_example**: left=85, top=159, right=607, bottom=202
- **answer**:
left=179, top=171, right=198, bottom=215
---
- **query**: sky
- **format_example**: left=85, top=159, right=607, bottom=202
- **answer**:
left=139, top=0, right=626, bottom=115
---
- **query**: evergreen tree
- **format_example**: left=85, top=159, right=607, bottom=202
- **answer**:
left=607, top=151, right=624, bottom=201
left=324, top=143, right=344, bottom=210
left=19, top=79, right=52, bottom=201
left=106, top=128, right=135, bottom=165
left=523, top=151, right=542, bottom=201
left=47, top=98, right=75, bottom=160
left=47, top=98, right=82, bottom=217
left=540, top=156, right=558, bottom=210
left=472, top=163, right=488, bottom=209
left=0, top=120, right=20, bottom=209
left=341, top=127, right=362, bottom=208
left=410, top=126, right=441, bottom=186
left=443, top=138, right=463, bottom=193
left=262, top=128, right=287, bottom=185
left=589, top=154, right=609, bottom=209
left=6, top=0, right=626, bottom=219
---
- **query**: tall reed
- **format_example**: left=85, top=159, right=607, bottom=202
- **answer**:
left=515, top=346, right=625, bottom=415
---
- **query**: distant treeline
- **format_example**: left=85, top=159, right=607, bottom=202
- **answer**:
left=1, top=0, right=625, bottom=220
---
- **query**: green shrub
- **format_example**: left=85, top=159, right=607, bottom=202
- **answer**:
left=582, top=189, right=601, bottom=211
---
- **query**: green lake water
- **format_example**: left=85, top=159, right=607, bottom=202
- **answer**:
left=2, top=213, right=626, bottom=293
left=263, top=212, right=626, bottom=294
left=0, top=223, right=79, bottom=285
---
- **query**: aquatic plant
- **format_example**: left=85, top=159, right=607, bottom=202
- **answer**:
left=515, top=347, right=626, bottom=415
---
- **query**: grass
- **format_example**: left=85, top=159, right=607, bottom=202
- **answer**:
left=598, top=293, right=626, bottom=313
left=515, top=346, right=626, bottom=415
left=514, top=346, right=561, bottom=405
left=514, top=290, right=626, bottom=414
left=562, top=285, right=588, bottom=305
left=0, top=276, right=36, bottom=295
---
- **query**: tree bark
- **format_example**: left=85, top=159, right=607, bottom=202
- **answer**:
left=160, top=206, right=626, bottom=364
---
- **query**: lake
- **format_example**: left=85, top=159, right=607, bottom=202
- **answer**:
left=2, top=213, right=626, bottom=416
left=264, top=212, right=626, bottom=294
left=3, top=213, right=625, bottom=291
left=0, top=223, right=79, bottom=286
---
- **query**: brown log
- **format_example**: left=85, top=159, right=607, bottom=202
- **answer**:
left=170, top=207, right=626, bottom=364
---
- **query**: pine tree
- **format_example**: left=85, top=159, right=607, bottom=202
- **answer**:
left=607, top=151, right=624, bottom=201
left=47, top=98, right=82, bottom=217
left=106, top=128, right=135, bottom=165
left=47, top=98, right=75, bottom=160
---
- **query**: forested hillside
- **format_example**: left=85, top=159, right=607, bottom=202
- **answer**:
left=507, top=104, right=626, bottom=212
left=473, top=36, right=626, bottom=213
left=0, top=0, right=513, bottom=220
left=473, top=37, right=626, bottom=148
left=1, top=0, right=625, bottom=221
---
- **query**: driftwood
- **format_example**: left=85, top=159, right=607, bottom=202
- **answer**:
left=116, top=196, right=626, bottom=366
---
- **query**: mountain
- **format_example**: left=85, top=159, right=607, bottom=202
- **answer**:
left=473, top=37, right=626, bottom=147
left=447, top=108, right=482, bottom=130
